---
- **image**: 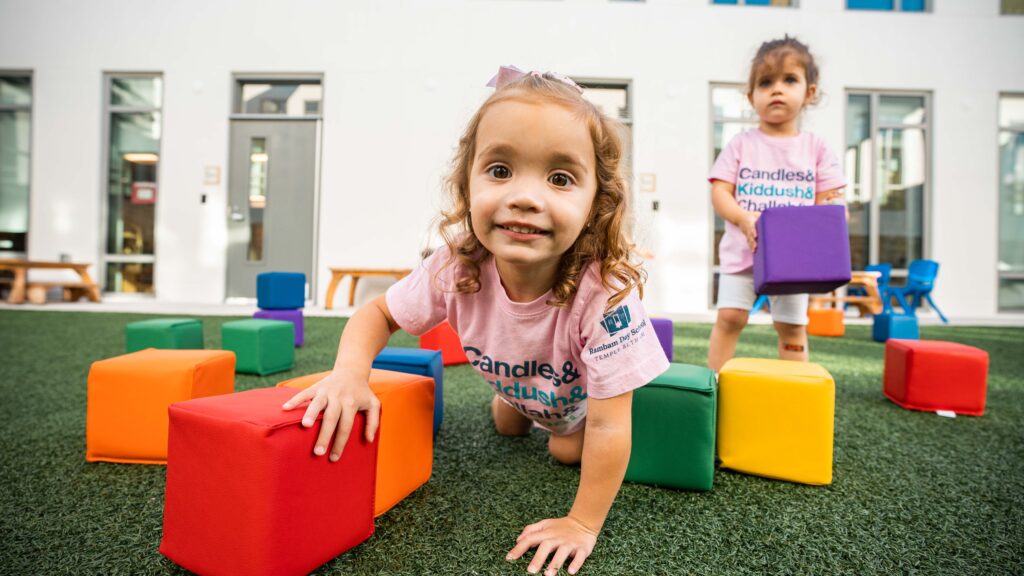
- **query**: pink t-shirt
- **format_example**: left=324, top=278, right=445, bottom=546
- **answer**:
left=709, top=128, right=847, bottom=274
left=386, top=249, right=670, bottom=436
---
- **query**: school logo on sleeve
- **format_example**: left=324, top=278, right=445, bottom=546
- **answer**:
left=599, top=305, right=632, bottom=336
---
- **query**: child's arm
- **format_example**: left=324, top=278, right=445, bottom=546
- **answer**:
left=281, top=294, right=400, bottom=460
left=814, top=188, right=844, bottom=205
left=506, top=391, right=633, bottom=576
left=711, top=178, right=760, bottom=251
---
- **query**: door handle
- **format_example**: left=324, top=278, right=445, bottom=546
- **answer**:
left=230, top=205, right=245, bottom=222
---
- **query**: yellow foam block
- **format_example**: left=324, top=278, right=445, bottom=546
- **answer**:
left=717, top=358, right=834, bottom=485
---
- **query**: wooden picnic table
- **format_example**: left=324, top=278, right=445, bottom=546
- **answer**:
left=324, top=267, right=412, bottom=310
left=809, top=270, right=883, bottom=316
left=0, top=259, right=102, bottom=304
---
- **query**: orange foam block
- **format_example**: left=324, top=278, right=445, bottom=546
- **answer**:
left=278, top=368, right=434, bottom=516
left=807, top=308, right=845, bottom=337
left=86, top=349, right=235, bottom=464
left=420, top=321, right=468, bottom=365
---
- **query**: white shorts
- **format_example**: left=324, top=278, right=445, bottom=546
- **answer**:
left=717, top=272, right=809, bottom=326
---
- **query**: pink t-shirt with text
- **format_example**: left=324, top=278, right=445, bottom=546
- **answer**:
left=386, top=249, right=670, bottom=436
left=709, top=128, right=846, bottom=274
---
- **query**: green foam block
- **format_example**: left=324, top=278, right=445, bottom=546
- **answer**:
left=125, top=318, right=204, bottom=353
left=625, top=363, right=717, bottom=491
left=221, top=319, right=295, bottom=376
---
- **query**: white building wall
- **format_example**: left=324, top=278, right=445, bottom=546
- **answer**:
left=1, top=0, right=1022, bottom=318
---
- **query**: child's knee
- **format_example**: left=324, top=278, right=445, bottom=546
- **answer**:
left=491, top=396, right=531, bottom=437
left=774, top=321, right=806, bottom=340
left=548, top=429, right=584, bottom=465
left=717, top=308, right=749, bottom=333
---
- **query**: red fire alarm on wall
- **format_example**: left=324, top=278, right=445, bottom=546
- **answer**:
left=131, top=182, right=157, bottom=205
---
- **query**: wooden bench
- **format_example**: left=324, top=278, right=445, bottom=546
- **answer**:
left=809, top=271, right=883, bottom=317
left=324, top=268, right=412, bottom=310
left=0, top=260, right=101, bottom=305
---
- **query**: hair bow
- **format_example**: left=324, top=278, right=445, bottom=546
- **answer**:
left=485, top=65, right=584, bottom=94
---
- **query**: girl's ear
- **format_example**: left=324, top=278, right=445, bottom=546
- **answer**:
left=805, top=84, right=818, bottom=106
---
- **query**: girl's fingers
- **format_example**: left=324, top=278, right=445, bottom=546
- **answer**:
left=544, top=547, right=572, bottom=576
left=281, top=386, right=314, bottom=410
left=300, top=393, right=327, bottom=428
left=314, top=401, right=342, bottom=457
left=526, top=542, right=554, bottom=575
left=567, top=549, right=590, bottom=575
left=364, top=397, right=381, bottom=442
left=517, top=519, right=548, bottom=542
left=507, top=529, right=544, bottom=560
left=330, top=403, right=356, bottom=462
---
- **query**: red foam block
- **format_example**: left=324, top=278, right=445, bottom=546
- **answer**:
left=160, top=387, right=377, bottom=576
left=883, top=340, right=989, bottom=416
left=419, top=321, right=468, bottom=365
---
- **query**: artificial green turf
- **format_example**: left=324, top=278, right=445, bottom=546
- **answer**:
left=0, top=310, right=1021, bottom=575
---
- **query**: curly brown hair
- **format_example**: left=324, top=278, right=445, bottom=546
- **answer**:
left=436, top=72, right=644, bottom=311
left=747, top=35, right=821, bottom=106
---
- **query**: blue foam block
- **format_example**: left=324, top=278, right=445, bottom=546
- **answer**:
left=373, top=347, right=444, bottom=437
left=256, top=272, right=306, bottom=310
left=873, top=312, right=919, bottom=342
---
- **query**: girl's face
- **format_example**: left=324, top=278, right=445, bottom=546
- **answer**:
left=749, top=54, right=816, bottom=133
left=468, top=98, right=597, bottom=277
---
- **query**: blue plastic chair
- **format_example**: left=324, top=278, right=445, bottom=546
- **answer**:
left=750, top=294, right=770, bottom=314
left=846, top=263, right=893, bottom=313
left=887, top=259, right=949, bottom=323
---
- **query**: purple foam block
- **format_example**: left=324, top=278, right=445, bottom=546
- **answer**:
left=253, top=308, right=304, bottom=347
left=650, top=317, right=674, bottom=362
left=754, top=205, right=851, bottom=295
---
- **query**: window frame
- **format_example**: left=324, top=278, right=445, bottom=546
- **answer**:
left=99, top=71, right=164, bottom=295
left=0, top=70, right=33, bottom=258
left=997, top=92, right=1024, bottom=311
left=707, top=82, right=759, bottom=308
left=844, top=88, right=933, bottom=280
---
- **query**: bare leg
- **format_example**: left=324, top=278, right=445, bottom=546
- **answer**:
left=708, top=308, right=749, bottom=372
left=548, top=426, right=586, bottom=466
left=774, top=321, right=809, bottom=362
left=491, top=395, right=532, bottom=437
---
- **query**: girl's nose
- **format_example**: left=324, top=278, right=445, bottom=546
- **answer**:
left=505, top=179, right=545, bottom=212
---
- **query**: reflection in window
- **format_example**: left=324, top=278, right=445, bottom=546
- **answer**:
left=713, top=0, right=795, bottom=5
left=238, top=82, right=322, bottom=116
left=1004, top=0, right=1024, bottom=15
left=709, top=84, right=760, bottom=305
left=848, top=0, right=926, bottom=11
left=580, top=81, right=633, bottom=209
left=845, top=91, right=929, bottom=275
left=0, top=74, right=32, bottom=254
left=998, top=95, right=1024, bottom=310
left=105, top=74, right=161, bottom=294
left=247, top=138, right=268, bottom=262
left=106, top=262, right=154, bottom=294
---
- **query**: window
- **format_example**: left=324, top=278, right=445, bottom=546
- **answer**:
left=235, top=80, right=322, bottom=116
left=845, top=91, right=930, bottom=276
left=0, top=73, right=32, bottom=255
left=1003, top=0, right=1024, bottom=14
left=578, top=81, right=632, bottom=179
left=708, top=84, right=759, bottom=306
left=998, top=94, right=1024, bottom=311
left=847, top=0, right=927, bottom=11
left=713, top=0, right=795, bottom=5
left=103, top=74, right=163, bottom=294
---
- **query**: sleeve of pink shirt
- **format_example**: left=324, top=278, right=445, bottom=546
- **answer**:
left=707, top=134, right=741, bottom=184
left=814, top=137, right=847, bottom=191
left=384, top=248, right=451, bottom=337
left=578, top=287, right=670, bottom=400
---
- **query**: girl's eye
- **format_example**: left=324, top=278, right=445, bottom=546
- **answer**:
left=488, top=165, right=511, bottom=179
left=759, top=79, right=772, bottom=88
left=785, top=76, right=798, bottom=84
left=549, top=173, right=573, bottom=187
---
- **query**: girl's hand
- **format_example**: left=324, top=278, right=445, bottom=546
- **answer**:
left=739, top=210, right=761, bottom=252
left=506, top=515, right=598, bottom=576
left=281, top=371, right=380, bottom=461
